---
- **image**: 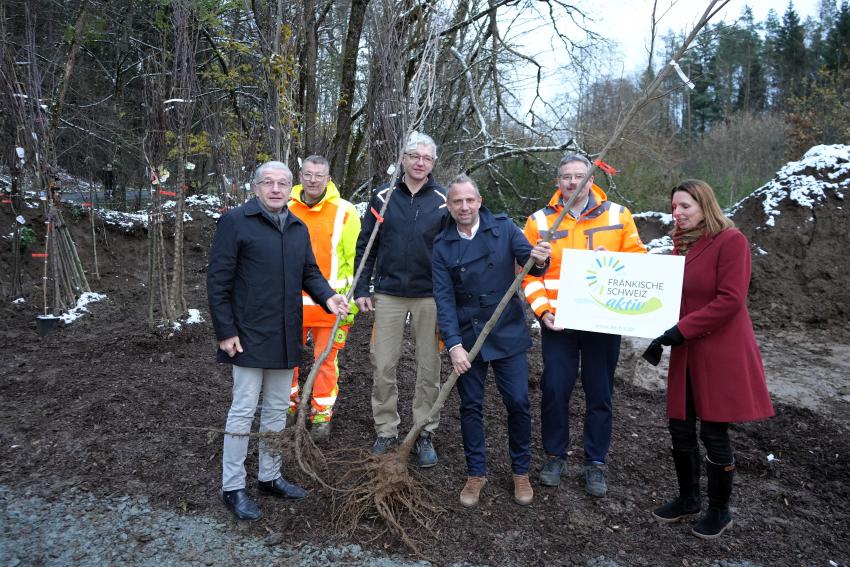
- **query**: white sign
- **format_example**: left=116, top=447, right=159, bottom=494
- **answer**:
left=553, top=249, right=685, bottom=338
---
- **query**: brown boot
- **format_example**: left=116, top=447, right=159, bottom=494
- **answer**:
left=513, top=474, right=534, bottom=506
left=459, top=476, right=487, bottom=507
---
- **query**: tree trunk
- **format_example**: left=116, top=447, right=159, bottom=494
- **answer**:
left=46, top=0, right=89, bottom=168
left=299, top=0, right=319, bottom=155
left=330, top=0, right=370, bottom=186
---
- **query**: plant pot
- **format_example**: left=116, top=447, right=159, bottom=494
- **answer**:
left=36, top=315, right=61, bottom=336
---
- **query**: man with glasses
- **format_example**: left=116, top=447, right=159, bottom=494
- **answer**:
left=208, top=160, right=349, bottom=520
left=354, top=132, right=447, bottom=466
left=287, top=155, right=360, bottom=442
left=522, top=154, right=646, bottom=497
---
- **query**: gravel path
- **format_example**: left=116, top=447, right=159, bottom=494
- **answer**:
left=0, top=485, right=431, bottom=566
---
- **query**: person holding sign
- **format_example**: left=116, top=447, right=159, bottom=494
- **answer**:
left=432, top=175, right=551, bottom=507
left=522, top=154, right=646, bottom=497
left=644, top=180, right=773, bottom=539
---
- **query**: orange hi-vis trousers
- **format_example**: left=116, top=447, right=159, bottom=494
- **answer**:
left=289, top=325, right=349, bottom=423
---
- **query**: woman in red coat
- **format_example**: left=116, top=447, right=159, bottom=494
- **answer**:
left=643, top=179, right=774, bottom=539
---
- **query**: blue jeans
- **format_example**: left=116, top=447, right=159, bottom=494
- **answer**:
left=540, top=328, right=620, bottom=464
left=456, top=352, right=531, bottom=476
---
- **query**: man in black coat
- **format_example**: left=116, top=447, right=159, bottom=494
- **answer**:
left=354, top=132, right=447, bottom=466
left=207, top=161, right=349, bottom=521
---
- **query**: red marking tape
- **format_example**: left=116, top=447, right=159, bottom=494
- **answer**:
left=81, top=202, right=93, bottom=207
left=1, top=199, right=11, bottom=204
left=370, top=207, right=384, bottom=223
left=159, top=190, right=177, bottom=197
left=31, top=253, right=48, bottom=258
left=593, top=159, right=618, bottom=176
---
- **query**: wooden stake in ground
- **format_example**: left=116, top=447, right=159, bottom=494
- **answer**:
left=333, top=0, right=731, bottom=553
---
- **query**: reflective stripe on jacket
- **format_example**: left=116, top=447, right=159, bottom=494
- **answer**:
left=521, top=185, right=647, bottom=317
left=289, top=181, right=361, bottom=327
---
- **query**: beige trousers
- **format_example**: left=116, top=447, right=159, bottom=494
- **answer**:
left=370, top=293, right=442, bottom=437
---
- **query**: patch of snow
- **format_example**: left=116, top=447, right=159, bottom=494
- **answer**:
left=12, top=297, right=25, bottom=304
left=171, top=308, right=206, bottom=330
left=59, top=292, right=106, bottom=324
left=98, top=209, right=149, bottom=231
left=633, top=211, right=672, bottom=225
left=354, top=201, right=368, bottom=218
left=754, top=246, right=768, bottom=256
left=646, top=235, right=673, bottom=254
left=729, top=144, right=850, bottom=227
left=186, top=308, right=204, bottom=324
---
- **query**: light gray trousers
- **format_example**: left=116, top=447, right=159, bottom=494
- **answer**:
left=222, top=365, right=293, bottom=491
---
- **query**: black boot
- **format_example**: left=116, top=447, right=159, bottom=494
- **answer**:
left=653, top=448, right=701, bottom=523
left=692, top=458, right=734, bottom=539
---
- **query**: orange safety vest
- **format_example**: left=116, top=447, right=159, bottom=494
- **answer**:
left=522, top=185, right=647, bottom=317
left=289, top=181, right=361, bottom=327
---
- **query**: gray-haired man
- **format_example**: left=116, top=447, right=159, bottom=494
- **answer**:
left=353, top=132, right=447, bottom=466
left=208, top=161, right=349, bottom=520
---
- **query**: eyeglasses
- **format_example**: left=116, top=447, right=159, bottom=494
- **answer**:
left=405, top=153, right=434, bottom=164
left=257, top=178, right=291, bottom=189
left=558, top=174, right=588, bottom=182
left=301, top=173, right=326, bottom=181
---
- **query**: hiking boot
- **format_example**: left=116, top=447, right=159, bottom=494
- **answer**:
left=513, top=474, right=534, bottom=506
left=310, top=421, right=331, bottom=443
left=584, top=463, right=608, bottom=497
left=459, top=476, right=487, bottom=507
left=539, top=456, right=566, bottom=487
left=414, top=432, right=438, bottom=468
left=372, top=436, right=398, bottom=455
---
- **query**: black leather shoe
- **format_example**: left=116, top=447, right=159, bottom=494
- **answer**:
left=258, top=476, right=308, bottom=500
left=222, top=489, right=262, bottom=521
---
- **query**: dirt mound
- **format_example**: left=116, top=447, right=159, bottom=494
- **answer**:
left=730, top=145, right=850, bottom=330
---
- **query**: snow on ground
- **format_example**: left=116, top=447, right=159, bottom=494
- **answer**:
left=59, top=292, right=107, bottom=324
left=633, top=210, right=672, bottom=225
left=729, top=144, right=850, bottom=227
left=170, top=308, right=206, bottom=331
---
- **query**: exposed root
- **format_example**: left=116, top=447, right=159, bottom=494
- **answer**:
left=332, top=446, right=444, bottom=555
left=290, top=420, right=334, bottom=489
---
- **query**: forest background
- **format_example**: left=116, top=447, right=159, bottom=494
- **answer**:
left=2, top=0, right=849, bottom=220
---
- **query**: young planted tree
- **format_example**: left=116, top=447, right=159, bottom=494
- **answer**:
left=0, top=0, right=90, bottom=312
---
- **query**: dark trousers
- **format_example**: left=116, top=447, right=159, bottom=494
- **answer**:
left=540, top=328, right=620, bottom=464
left=668, top=376, right=733, bottom=464
left=455, top=352, right=531, bottom=476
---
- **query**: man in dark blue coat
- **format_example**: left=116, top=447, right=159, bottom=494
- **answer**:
left=207, top=161, right=349, bottom=521
left=432, top=174, right=550, bottom=508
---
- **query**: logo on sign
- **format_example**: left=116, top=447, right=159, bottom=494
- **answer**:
left=585, top=255, right=664, bottom=315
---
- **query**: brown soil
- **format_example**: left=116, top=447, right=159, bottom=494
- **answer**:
left=1, top=189, right=848, bottom=566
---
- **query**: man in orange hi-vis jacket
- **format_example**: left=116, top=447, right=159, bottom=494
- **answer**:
left=523, top=153, right=646, bottom=498
left=288, top=155, right=360, bottom=442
